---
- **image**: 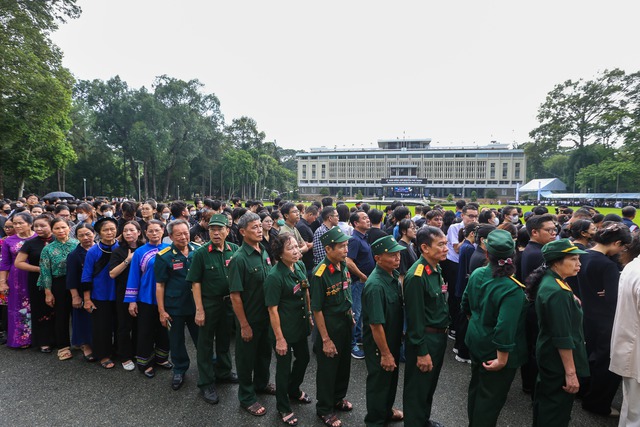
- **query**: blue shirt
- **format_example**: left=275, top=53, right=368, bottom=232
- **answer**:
left=81, top=242, right=119, bottom=301
left=347, top=230, right=375, bottom=279
left=124, top=242, right=169, bottom=305
left=455, top=240, right=476, bottom=298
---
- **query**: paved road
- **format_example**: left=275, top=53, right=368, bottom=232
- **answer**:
left=0, top=337, right=620, bottom=426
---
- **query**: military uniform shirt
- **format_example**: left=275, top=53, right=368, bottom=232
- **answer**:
left=362, top=265, right=403, bottom=355
left=310, top=258, right=352, bottom=316
left=403, top=256, right=449, bottom=356
left=186, top=240, right=239, bottom=297
left=154, top=242, right=198, bottom=316
left=461, top=265, right=528, bottom=368
left=264, top=260, right=310, bottom=343
left=228, top=241, right=272, bottom=324
left=535, top=269, right=589, bottom=377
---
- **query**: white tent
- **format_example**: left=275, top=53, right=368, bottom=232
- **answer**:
left=519, top=178, right=567, bottom=193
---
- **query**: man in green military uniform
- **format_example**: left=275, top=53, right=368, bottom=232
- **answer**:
left=461, top=229, right=528, bottom=426
left=403, top=226, right=449, bottom=427
left=155, top=219, right=200, bottom=391
left=187, top=214, right=239, bottom=405
left=362, top=235, right=406, bottom=427
left=228, top=212, right=274, bottom=417
left=311, top=226, right=354, bottom=427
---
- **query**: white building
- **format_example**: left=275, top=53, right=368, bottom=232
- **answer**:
left=296, top=138, right=526, bottom=198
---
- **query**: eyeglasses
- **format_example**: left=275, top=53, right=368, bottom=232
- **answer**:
left=542, top=227, right=558, bottom=234
left=465, top=214, right=478, bottom=219
left=3, top=226, right=13, bottom=229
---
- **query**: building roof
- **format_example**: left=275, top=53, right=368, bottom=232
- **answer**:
left=519, top=178, right=566, bottom=192
left=540, top=191, right=640, bottom=200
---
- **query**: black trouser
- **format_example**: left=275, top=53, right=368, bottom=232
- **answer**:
left=51, top=277, right=71, bottom=348
left=521, top=302, right=538, bottom=396
left=115, top=282, right=136, bottom=361
left=28, top=280, right=54, bottom=348
left=581, top=316, right=621, bottom=415
left=454, top=311, right=470, bottom=359
left=91, top=299, right=116, bottom=361
left=135, top=302, right=169, bottom=370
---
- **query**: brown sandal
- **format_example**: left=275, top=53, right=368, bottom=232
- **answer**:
left=319, top=413, right=342, bottom=427
left=280, top=412, right=298, bottom=426
left=334, top=399, right=353, bottom=411
left=57, top=347, right=73, bottom=361
left=243, top=402, right=266, bottom=417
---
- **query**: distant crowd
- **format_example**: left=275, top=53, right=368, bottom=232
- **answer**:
left=1, top=194, right=639, bottom=426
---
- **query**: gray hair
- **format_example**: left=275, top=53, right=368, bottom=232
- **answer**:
left=11, top=211, right=33, bottom=225
left=167, top=218, right=189, bottom=235
left=238, top=212, right=260, bottom=229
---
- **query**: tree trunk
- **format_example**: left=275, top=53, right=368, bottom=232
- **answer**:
left=17, top=178, right=25, bottom=198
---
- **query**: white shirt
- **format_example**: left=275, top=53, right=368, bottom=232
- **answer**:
left=446, top=222, right=464, bottom=263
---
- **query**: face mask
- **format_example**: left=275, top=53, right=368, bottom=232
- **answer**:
left=3, top=209, right=10, bottom=214
left=77, top=213, right=88, bottom=222
left=277, top=219, right=285, bottom=226
left=104, top=211, right=113, bottom=218
left=492, top=217, right=500, bottom=226
left=190, top=211, right=197, bottom=216
left=16, top=203, right=23, bottom=208
left=510, top=215, right=519, bottom=224
left=162, top=213, right=170, bottom=220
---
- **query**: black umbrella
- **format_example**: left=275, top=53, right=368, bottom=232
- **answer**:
left=43, top=191, right=75, bottom=200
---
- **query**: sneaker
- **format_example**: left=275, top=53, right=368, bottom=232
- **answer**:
left=447, top=330, right=456, bottom=341
left=455, top=355, right=471, bottom=364
left=351, top=345, right=365, bottom=359
left=452, top=347, right=459, bottom=355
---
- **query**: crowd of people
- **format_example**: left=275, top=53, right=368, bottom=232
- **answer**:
left=0, top=193, right=639, bottom=427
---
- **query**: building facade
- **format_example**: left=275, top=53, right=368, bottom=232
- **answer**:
left=296, top=139, right=526, bottom=199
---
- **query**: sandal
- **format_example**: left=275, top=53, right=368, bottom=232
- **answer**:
left=143, top=367, right=155, bottom=378
left=156, top=360, right=174, bottom=370
left=319, top=413, right=342, bottom=427
left=100, top=358, right=115, bottom=369
left=388, top=408, right=404, bottom=422
left=122, top=360, right=136, bottom=371
left=257, top=383, right=276, bottom=395
left=243, top=401, right=266, bottom=417
left=291, top=391, right=312, bottom=404
left=334, top=399, right=353, bottom=412
left=40, top=346, right=52, bottom=353
left=280, top=412, right=298, bottom=426
left=57, top=348, right=73, bottom=361
left=83, top=353, right=96, bottom=362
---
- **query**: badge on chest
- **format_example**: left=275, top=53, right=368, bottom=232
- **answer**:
left=172, top=261, right=184, bottom=270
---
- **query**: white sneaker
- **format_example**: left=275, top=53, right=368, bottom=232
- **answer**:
left=455, top=355, right=471, bottom=364
left=452, top=348, right=459, bottom=354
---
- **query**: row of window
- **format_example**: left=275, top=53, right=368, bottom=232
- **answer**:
left=301, top=152, right=523, bottom=160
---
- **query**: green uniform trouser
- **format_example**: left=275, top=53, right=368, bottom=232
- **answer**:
left=403, top=332, right=447, bottom=427
left=274, top=337, right=310, bottom=414
left=467, top=361, right=518, bottom=427
left=533, top=366, right=575, bottom=427
left=167, top=314, right=199, bottom=374
left=315, top=313, right=352, bottom=416
left=235, top=319, right=271, bottom=407
left=197, top=297, right=234, bottom=389
left=364, top=349, right=400, bottom=426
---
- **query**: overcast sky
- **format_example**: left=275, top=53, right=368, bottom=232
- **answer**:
left=51, top=0, right=640, bottom=151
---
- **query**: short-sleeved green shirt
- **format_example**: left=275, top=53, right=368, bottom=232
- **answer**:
left=403, top=256, right=449, bottom=356
left=154, top=242, right=199, bottom=316
left=310, top=257, right=352, bottom=316
left=535, top=269, right=589, bottom=377
left=228, top=241, right=272, bottom=324
left=461, top=265, right=528, bottom=367
left=186, top=240, right=239, bottom=298
left=362, top=264, right=403, bottom=355
left=264, top=260, right=310, bottom=343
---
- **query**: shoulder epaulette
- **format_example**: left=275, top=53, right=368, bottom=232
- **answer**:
left=509, top=276, right=525, bottom=288
left=415, top=264, right=424, bottom=277
left=158, top=246, right=171, bottom=256
left=315, top=263, right=327, bottom=277
left=555, top=278, right=572, bottom=292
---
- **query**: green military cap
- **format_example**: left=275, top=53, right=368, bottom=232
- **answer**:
left=542, top=238, right=587, bottom=263
left=485, top=229, right=515, bottom=258
left=371, top=235, right=406, bottom=255
left=320, top=226, right=350, bottom=247
left=208, top=214, right=229, bottom=227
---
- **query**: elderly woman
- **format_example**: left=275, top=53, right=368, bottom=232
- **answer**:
left=264, top=232, right=313, bottom=426
left=610, top=233, right=640, bottom=425
left=526, top=239, right=588, bottom=427
left=461, top=229, right=528, bottom=426
left=82, top=217, right=119, bottom=369
left=109, top=220, right=144, bottom=371
left=66, top=223, right=95, bottom=361
left=0, top=212, right=36, bottom=348
left=37, top=218, right=78, bottom=360
left=15, top=214, right=54, bottom=353
left=124, top=219, right=171, bottom=377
